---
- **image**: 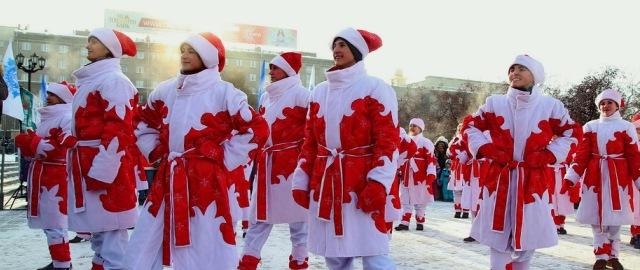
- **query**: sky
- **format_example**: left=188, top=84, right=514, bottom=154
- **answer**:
left=2, top=0, right=639, bottom=88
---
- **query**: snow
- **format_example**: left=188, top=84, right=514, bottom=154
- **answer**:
left=1, top=201, right=639, bottom=269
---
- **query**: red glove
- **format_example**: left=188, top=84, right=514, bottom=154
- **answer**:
left=478, top=144, right=510, bottom=166
left=524, top=149, right=556, bottom=168
left=292, top=189, right=310, bottom=209
left=14, top=130, right=41, bottom=157
left=356, top=180, right=387, bottom=213
left=559, top=179, right=574, bottom=195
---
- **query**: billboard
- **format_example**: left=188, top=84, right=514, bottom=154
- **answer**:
left=226, top=24, right=297, bottom=49
left=104, top=9, right=191, bottom=34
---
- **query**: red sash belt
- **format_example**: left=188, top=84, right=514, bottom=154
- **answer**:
left=491, top=161, right=527, bottom=251
left=256, top=140, right=302, bottom=221
left=28, top=158, right=66, bottom=217
left=592, top=153, right=624, bottom=230
left=69, top=139, right=101, bottom=213
left=316, top=144, right=373, bottom=237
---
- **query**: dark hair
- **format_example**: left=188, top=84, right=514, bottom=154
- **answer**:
left=332, top=37, right=363, bottom=62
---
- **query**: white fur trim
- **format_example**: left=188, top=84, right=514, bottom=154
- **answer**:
left=595, top=88, right=622, bottom=107
left=409, top=118, right=425, bottom=131
left=271, top=55, right=296, bottom=76
left=47, top=83, right=74, bottom=104
left=184, top=34, right=219, bottom=69
left=510, top=55, right=545, bottom=86
left=90, top=28, right=122, bottom=58
left=334, top=27, right=369, bottom=58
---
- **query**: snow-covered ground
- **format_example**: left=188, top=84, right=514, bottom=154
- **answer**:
left=1, top=201, right=638, bottom=269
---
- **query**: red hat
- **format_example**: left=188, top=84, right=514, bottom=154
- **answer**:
left=47, top=81, right=76, bottom=104
left=333, top=27, right=382, bottom=58
left=270, top=52, right=302, bottom=76
left=89, top=28, right=137, bottom=58
left=183, top=32, right=226, bottom=72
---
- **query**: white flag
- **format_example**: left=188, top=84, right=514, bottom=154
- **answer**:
left=2, top=41, right=24, bottom=121
left=308, top=65, right=316, bottom=91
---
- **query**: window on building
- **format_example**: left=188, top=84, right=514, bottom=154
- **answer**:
left=59, top=75, right=66, bottom=82
left=249, top=74, right=257, bottom=81
left=136, top=80, right=145, bottom=88
left=59, top=45, right=69, bottom=53
left=137, top=51, right=145, bottom=59
left=58, top=60, right=66, bottom=69
left=21, top=42, right=31, bottom=51
left=235, top=59, right=243, bottom=66
left=249, top=61, right=257, bottom=68
left=122, top=65, right=128, bottom=73
left=136, top=66, right=144, bottom=74
left=20, top=74, right=28, bottom=81
left=41, top=44, right=49, bottom=52
left=80, top=49, right=88, bottom=56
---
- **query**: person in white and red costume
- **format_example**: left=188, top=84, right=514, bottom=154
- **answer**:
left=68, top=28, right=141, bottom=270
left=291, top=27, right=399, bottom=269
left=462, top=55, right=582, bottom=270
left=15, top=82, right=77, bottom=270
left=395, top=118, right=436, bottom=231
left=125, top=32, right=268, bottom=270
left=562, top=88, right=640, bottom=270
left=238, top=52, right=311, bottom=270
left=630, top=113, right=640, bottom=250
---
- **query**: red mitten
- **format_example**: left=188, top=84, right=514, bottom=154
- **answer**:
left=15, top=130, right=41, bottom=157
left=478, top=143, right=510, bottom=165
left=292, top=189, right=310, bottom=209
left=559, top=179, right=574, bottom=195
left=524, top=149, right=556, bottom=168
left=569, top=184, right=581, bottom=204
left=356, top=180, right=387, bottom=213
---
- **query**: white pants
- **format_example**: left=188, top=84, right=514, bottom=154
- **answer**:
left=592, top=225, right=621, bottom=260
left=242, top=221, right=308, bottom=262
left=44, top=228, right=71, bottom=268
left=324, top=255, right=395, bottom=270
left=400, top=204, right=426, bottom=225
left=91, top=229, right=129, bottom=270
left=490, top=248, right=535, bottom=270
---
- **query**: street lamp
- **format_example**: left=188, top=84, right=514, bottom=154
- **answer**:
left=15, top=52, right=46, bottom=93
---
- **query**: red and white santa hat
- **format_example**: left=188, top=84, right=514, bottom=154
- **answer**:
left=332, top=27, right=383, bottom=58
left=595, top=88, right=624, bottom=108
left=47, top=81, right=77, bottom=104
left=270, top=52, right=302, bottom=77
left=89, top=28, right=137, bottom=58
left=183, top=32, right=226, bottom=72
left=631, top=113, right=640, bottom=129
left=409, top=118, right=425, bottom=131
left=509, top=55, right=545, bottom=86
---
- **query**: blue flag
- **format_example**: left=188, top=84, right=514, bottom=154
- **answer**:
left=2, top=41, right=24, bottom=121
left=40, top=74, right=47, bottom=106
left=256, top=60, right=268, bottom=108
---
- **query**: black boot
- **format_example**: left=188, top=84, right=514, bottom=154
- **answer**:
left=557, top=227, right=567, bottom=235
left=416, top=224, right=424, bottom=231
left=37, top=262, right=54, bottom=270
left=607, top=258, right=624, bottom=270
left=631, top=235, right=638, bottom=246
left=635, top=237, right=640, bottom=249
left=454, top=212, right=461, bottom=218
left=394, top=224, right=409, bottom=231
left=592, top=259, right=607, bottom=270
left=69, top=236, right=87, bottom=244
left=461, top=212, right=469, bottom=219
left=463, top=236, right=476, bottom=243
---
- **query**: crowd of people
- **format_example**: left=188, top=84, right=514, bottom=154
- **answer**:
left=10, top=26, right=640, bottom=270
